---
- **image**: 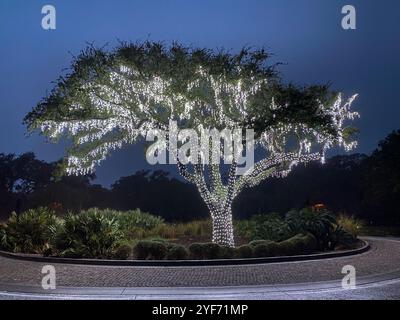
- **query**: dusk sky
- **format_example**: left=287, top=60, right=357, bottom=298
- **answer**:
left=0, top=0, right=399, bottom=186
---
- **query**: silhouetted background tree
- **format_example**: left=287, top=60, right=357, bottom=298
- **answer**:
left=1, top=130, right=399, bottom=226
left=361, top=130, right=400, bottom=224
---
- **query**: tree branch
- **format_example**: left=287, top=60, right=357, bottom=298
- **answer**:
left=234, top=152, right=321, bottom=197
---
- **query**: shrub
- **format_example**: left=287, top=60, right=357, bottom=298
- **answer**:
left=91, top=208, right=164, bottom=239
left=329, top=226, right=355, bottom=250
left=235, top=245, right=253, bottom=258
left=111, top=209, right=164, bottom=231
left=337, top=214, right=364, bottom=238
left=234, top=219, right=254, bottom=242
left=148, top=237, right=170, bottom=244
left=0, top=223, right=8, bottom=250
left=276, top=240, right=298, bottom=256
left=54, top=209, right=123, bottom=258
left=285, top=208, right=337, bottom=251
left=289, top=234, right=308, bottom=254
left=250, top=213, right=294, bottom=242
left=293, top=233, right=317, bottom=254
left=188, top=242, right=223, bottom=259
left=253, top=241, right=279, bottom=258
left=202, top=242, right=222, bottom=259
left=188, top=243, right=205, bottom=259
left=220, top=246, right=235, bottom=259
left=5, top=208, right=61, bottom=254
left=249, top=240, right=274, bottom=247
left=59, top=248, right=85, bottom=258
left=278, top=233, right=318, bottom=256
left=303, top=233, right=318, bottom=253
left=249, top=234, right=317, bottom=258
left=134, top=240, right=167, bottom=260
left=166, top=244, right=189, bottom=260
left=42, top=243, right=53, bottom=257
left=112, top=240, right=133, bottom=260
left=286, top=208, right=336, bottom=233
left=220, top=245, right=235, bottom=259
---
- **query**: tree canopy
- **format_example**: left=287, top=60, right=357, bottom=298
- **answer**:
left=24, top=41, right=359, bottom=246
left=24, top=42, right=358, bottom=176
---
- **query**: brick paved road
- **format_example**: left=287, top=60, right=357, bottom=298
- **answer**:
left=0, top=237, right=399, bottom=289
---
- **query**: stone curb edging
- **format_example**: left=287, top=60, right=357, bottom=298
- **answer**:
left=0, top=240, right=370, bottom=267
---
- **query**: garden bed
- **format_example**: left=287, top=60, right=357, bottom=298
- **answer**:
left=0, top=207, right=363, bottom=262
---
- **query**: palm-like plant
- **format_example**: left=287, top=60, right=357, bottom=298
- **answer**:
left=5, top=207, right=61, bottom=253
left=0, top=223, right=9, bottom=250
left=54, top=208, right=123, bottom=258
left=286, top=208, right=337, bottom=251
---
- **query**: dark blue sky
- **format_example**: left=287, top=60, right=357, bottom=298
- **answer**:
left=0, top=0, right=399, bottom=186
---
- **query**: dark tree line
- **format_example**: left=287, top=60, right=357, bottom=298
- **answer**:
left=236, top=130, right=400, bottom=225
left=0, top=155, right=208, bottom=222
left=1, top=130, right=399, bottom=225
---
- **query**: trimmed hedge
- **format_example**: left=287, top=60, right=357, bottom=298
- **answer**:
left=276, top=239, right=298, bottom=256
left=166, top=244, right=189, bottom=260
left=235, top=245, right=253, bottom=258
left=277, top=233, right=318, bottom=256
left=134, top=240, right=167, bottom=260
left=202, top=243, right=222, bottom=259
left=220, top=245, right=235, bottom=259
left=253, top=241, right=280, bottom=258
left=249, top=240, right=274, bottom=247
left=112, top=240, right=133, bottom=260
left=187, top=243, right=203, bottom=259
left=63, top=233, right=319, bottom=260
left=188, top=242, right=222, bottom=259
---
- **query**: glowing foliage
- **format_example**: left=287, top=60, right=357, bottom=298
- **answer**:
left=25, top=42, right=359, bottom=246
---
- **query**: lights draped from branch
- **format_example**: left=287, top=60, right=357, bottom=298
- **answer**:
left=37, top=62, right=359, bottom=247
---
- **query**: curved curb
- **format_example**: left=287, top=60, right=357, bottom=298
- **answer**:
left=2, top=269, right=400, bottom=300
left=0, top=240, right=370, bottom=267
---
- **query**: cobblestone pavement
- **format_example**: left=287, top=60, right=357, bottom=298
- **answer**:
left=0, top=237, right=399, bottom=290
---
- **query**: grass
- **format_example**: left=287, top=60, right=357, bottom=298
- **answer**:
left=132, top=220, right=249, bottom=246
left=335, top=213, right=400, bottom=237
left=336, top=214, right=365, bottom=238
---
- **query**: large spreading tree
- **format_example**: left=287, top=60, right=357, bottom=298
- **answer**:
left=24, top=42, right=359, bottom=247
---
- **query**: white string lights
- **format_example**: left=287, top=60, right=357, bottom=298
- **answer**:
left=34, top=52, right=359, bottom=247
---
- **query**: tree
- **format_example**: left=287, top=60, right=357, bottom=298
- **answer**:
left=24, top=42, right=359, bottom=246
left=111, top=170, right=208, bottom=221
left=0, top=152, right=53, bottom=194
left=0, top=152, right=54, bottom=217
left=362, top=130, right=400, bottom=224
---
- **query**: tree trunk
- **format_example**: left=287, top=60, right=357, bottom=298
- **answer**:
left=211, top=207, right=235, bottom=247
